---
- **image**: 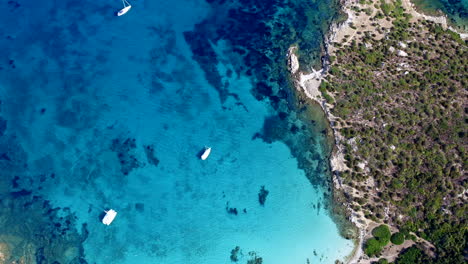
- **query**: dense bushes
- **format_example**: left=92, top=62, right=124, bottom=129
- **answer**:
left=391, top=232, right=405, bottom=245
left=394, top=246, right=426, bottom=264
left=365, top=238, right=384, bottom=256
left=373, top=225, right=391, bottom=244
left=364, top=225, right=391, bottom=256
left=326, top=3, right=467, bottom=262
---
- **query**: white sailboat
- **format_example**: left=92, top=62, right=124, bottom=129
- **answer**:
left=201, top=147, right=211, bottom=160
left=102, top=209, right=117, bottom=225
left=117, top=0, right=131, bottom=16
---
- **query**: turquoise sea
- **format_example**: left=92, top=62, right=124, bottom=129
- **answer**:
left=0, top=0, right=353, bottom=263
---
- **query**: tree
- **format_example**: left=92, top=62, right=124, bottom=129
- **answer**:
left=380, top=0, right=394, bottom=15
left=395, top=246, right=424, bottom=264
left=391, top=232, right=405, bottom=245
left=372, top=225, right=391, bottom=245
left=365, top=238, right=383, bottom=256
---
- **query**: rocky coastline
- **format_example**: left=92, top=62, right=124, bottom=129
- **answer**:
left=288, top=0, right=467, bottom=263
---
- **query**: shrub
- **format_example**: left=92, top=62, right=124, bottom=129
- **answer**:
left=365, top=238, right=382, bottom=256
left=395, top=246, right=424, bottom=264
left=323, top=92, right=335, bottom=103
left=380, top=0, right=394, bottom=15
left=391, top=232, right=405, bottom=245
left=377, top=258, right=389, bottom=264
left=372, top=225, right=391, bottom=245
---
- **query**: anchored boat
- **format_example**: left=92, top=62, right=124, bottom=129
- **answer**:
left=201, top=147, right=211, bottom=160
left=117, top=0, right=131, bottom=16
left=102, top=209, right=117, bottom=225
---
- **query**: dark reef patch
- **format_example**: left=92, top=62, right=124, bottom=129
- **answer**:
left=247, top=251, right=263, bottom=264
left=0, top=116, right=7, bottom=136
left=225, top=202, right=238, bottom=215
left=251, top=82, right=273, bottom=101
left=258, top=186, right=269, bottom=206
left=135, top=202, right=145, bottom=212
left=183, top=30, right=227, bottom=103
left=7, top=0, right=21, bottom=11
left=11, top=175, right=20, bottom=188
left=0, top=135, right=29, bottom=173
left=150, top=78, right=165, bottom=94
left=0, top=152, right=11, bottom=161
left=230, top=246, right=241, bottom=262
left=144, top=144, right=160, bottom=167
left=10, top=188, right=32, bottom=198
left=110, top=138, right=141, bottom=176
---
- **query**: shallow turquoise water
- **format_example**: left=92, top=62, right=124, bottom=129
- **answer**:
left=0, top=0, right=353, bottom=263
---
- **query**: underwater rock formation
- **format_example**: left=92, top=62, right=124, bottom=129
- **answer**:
left=0, top=117, right=6, bottom=137
left=143, top=144, right=160, bottom=167
left=247, top=251, right=263, bottom=264
left=135, top=202, right=145, bottom=213
left=110, top=138, right=141, bottom=176
left=258, top=186, right=269, bottom=206
left=225, top=202, right=238, bottom=215
left=230, top=246, right=241, bottom=262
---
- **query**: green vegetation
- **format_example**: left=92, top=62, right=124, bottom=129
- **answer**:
left=373, top=225, right=391, bottom=244
left=380, top=0, right=394, bottom=16
left=394, top=246, right=428, bottom=264
left=365, top=225, right=392, bottom=256
left=391, top=232, right=405, bottom=245
left=376, top=258, right=389, bottom=264
left=365, top=238, right=383, bottom=256
left=325, top=3, right=467, bottom=262
left=319, top=82, right=335, bottom=103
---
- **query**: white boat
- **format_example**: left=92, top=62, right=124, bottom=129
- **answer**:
left=117, top=0, right=131, bottom=16
left=102, top=209, right=117, bottom=225
left=201, top=147, right=211, bottom=160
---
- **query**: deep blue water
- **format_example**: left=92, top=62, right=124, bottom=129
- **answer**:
left=0, top=0, right=353, bottom=263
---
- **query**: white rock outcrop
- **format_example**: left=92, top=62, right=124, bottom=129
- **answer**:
left=397, top=50, right=408, bottom=57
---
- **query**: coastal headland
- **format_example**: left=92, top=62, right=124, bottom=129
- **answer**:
left=289, top=0, right=467, bottom=263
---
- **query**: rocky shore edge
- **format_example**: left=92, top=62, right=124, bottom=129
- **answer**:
left=287, top=0, right=467, bottom=263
